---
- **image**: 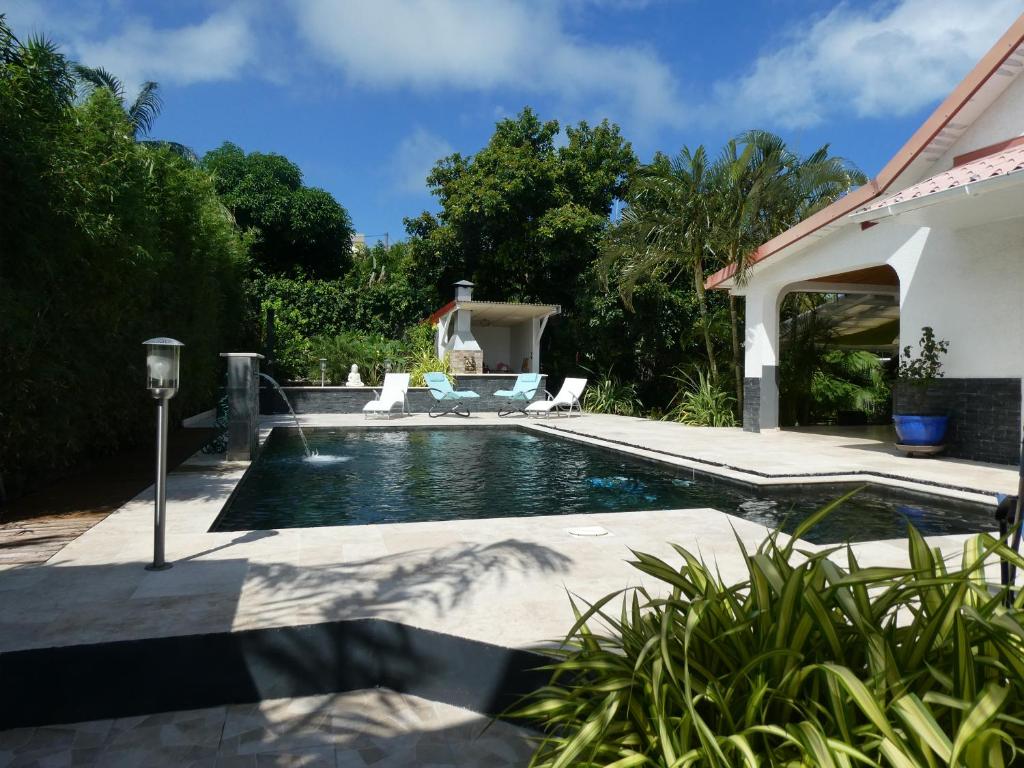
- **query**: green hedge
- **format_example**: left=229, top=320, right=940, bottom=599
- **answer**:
left=0, top=28, right=248, bottom=499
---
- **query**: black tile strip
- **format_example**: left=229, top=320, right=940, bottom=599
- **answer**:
left=0, top=619, right=550, bottom=730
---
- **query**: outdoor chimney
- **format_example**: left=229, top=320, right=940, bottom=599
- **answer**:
left=449, top=280, right=482, bottom=373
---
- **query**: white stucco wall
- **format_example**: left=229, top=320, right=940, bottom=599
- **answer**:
left=472, top=325, right=511, bottom=370
left=510, top=321, right=534, bottom=373
left=739, top=216, right=1024, bottom=384
left=738, top=222, right=926, bottom=374
left=896, top=219, right=1024, bottom=378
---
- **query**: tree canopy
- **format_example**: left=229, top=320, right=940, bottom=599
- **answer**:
left=411, top=107, right=637, bottom=310
left=203, top=142, right=354, bottom=278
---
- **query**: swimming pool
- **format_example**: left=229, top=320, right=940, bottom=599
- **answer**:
left=211, top=427, right=995, bottom=543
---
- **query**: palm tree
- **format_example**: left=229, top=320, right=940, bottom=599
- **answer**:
left=709, top=132, right=867, bottom=412
left=602, top=146, right=721, bottom=383
left=602, top=133, right=865, bottom=416
left=73, top=64, right=196, bottom=160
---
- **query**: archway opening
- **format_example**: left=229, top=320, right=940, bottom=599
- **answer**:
left=776, top=265, right=900, bottom=431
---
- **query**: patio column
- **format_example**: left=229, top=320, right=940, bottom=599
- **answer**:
left=742, top=287, right=781, bottom=432
left=220, top=352, right=264, bottom=461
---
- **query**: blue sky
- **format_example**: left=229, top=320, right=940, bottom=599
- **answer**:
left=7, top=0, right=1022, bottom=243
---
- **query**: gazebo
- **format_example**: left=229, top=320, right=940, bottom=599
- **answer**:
left=428, top=281, right=560, bottom=375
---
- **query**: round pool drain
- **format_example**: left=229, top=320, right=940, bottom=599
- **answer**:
left=566, top=526, right=610, bottom=537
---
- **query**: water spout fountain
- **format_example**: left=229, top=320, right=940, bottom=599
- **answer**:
left=258, top=372, right=314, bottom=457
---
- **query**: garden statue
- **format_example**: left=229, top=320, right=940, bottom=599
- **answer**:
left=346, top=364, right=364, bottom=387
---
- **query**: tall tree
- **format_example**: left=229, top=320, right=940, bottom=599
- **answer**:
left=716, top=131, right=867, bottom=408
left=203, top=142, right=354, bottom=278
left=602, top=146, right=722, bottom=383
left=416, top=107, right=636, bottom=311
left=605, top=133, right=865, bottom=407
left=72, top=64, right=196, bottom=160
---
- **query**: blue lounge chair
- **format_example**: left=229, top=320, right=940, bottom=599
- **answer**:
left=493, top=373, right=542, bottom=417
left=423, top=372, right=479, bottom=417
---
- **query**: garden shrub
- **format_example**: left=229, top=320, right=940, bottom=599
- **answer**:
left=515, top=493, right=1024, bottom=766
left=664, top=368, right=738, bottom=427
left=310, top=331, right=407, bottom=387
left=582, top=368, right=643, bottom=416
left=0, top=24, right=248, bottom=499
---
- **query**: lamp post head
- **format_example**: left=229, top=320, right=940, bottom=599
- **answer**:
left=144, top=337, right=184, bottom=400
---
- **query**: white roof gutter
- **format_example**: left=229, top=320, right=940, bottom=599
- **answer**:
left=848, top=169, right=1024, bottom=224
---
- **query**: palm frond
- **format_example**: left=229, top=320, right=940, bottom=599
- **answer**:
left=127, top=80, right=162, bottom=137
left=139, top=139, right=198, bottom=163
left=72, top=63, right=125, bottom=101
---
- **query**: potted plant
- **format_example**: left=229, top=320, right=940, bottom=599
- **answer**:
left=893, top=326, right=950, bottom=449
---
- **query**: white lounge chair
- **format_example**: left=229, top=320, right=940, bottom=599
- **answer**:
left=525, top=377, right=587, bottom=417
left=363, top=373, right=410, bottom=419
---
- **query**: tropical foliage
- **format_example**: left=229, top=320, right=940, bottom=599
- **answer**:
left=582, top=370, right=644, bottom=417
left=602, top=134, right=866, bottom=413
left=778, top=294, right=892, bottom=426
left=664, top=369, right=738, bottom=427
left=515, top=493, right=1024, bottom=767
left=0, top=17, right=247, bottom=498
left=203, top=142, right=354, bottom=278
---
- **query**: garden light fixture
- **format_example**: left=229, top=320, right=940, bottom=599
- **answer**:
left=320, top=358, right=327, bottom=387
left=143, top=337, right=183, bottom=571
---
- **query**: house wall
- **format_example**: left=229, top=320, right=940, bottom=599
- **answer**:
left=738, top=217, right=1024, bottom=463
left=934, top=72, right=1024, bottom=171
left=894, top=219, right=1024, bottom=379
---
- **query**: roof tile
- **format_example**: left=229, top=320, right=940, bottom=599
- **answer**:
left=857, top=144, right=1024, bottom=213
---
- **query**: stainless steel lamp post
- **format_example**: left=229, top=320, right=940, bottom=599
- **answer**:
left=144, top=338, right=183, bottom=571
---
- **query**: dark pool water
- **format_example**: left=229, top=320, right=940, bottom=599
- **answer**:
left=212, top=427, right=996, bottom=543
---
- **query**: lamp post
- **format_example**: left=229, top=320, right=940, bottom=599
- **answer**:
left=144, top=337, right=183, bottom=571
left=320, top=358, right=327, bottom=387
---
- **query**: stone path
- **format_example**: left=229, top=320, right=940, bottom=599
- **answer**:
left=0, top=690, right=535, bottom=767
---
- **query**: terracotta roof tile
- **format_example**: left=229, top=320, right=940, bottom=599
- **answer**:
left=857, top=144, right=1024, bottom=213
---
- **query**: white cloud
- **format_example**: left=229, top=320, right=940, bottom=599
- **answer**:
left=289, top=0, right=687, bottom=130
left=5, top=2, right=256, bottom=92
left=71, top=7, right=254, bottom=89
left=711, top=0, right=1024, bottom=130
left=390, top=127, right=454, bottom=194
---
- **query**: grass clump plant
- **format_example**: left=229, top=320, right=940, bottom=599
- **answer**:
left=583, top=368, right=644, bottom=416
left=664, top=369, right=737, bottom=427
left=514, top=491, right=1024, bottom=767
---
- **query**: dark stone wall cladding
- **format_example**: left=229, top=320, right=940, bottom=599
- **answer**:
left=261, top=375, right=547, bottom=416
left=743, top=377, right=761, bottom=433
left=894, top=378, right=1022, bottom=465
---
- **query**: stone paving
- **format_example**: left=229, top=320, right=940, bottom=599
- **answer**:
left=0, top=689, right=535, bottom=767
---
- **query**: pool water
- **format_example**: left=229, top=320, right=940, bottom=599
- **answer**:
left=212, top=427, right=996, bottom=544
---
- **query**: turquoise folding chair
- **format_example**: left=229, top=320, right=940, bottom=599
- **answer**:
left=423, top=372, right=480, bottom=417
left=493, top=373, right=542, bottom=417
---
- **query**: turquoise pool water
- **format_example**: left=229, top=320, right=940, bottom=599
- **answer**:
left=211, top=427, right=995, bottom=543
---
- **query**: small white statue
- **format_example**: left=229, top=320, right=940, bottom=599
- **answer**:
left=345, top=364, right=364, bottom=387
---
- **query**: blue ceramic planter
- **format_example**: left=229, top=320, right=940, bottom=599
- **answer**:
left=893, top=414, right=949, bottom=446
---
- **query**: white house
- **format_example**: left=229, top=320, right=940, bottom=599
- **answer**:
left=707, top=15, right=1024, bottom=465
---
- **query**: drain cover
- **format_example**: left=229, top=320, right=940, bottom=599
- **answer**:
left=567, top=526, right=610, bottom=537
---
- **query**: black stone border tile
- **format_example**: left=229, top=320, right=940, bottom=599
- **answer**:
left=0, top=619, right=550, bottom=730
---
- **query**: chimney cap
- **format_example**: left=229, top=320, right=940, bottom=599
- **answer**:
left=453, top=279, right=475, bottom=287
